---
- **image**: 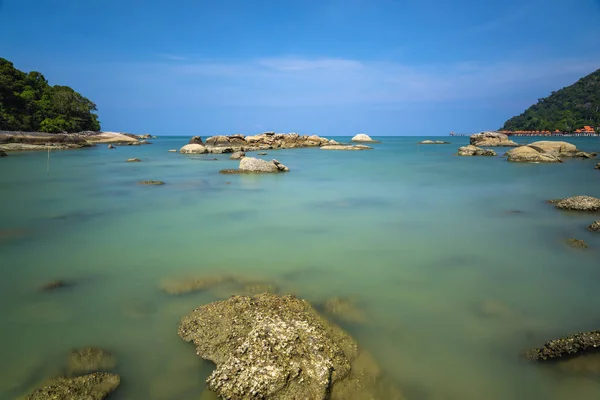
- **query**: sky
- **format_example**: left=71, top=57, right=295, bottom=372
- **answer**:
left=1, top=0, right=599, bottom=136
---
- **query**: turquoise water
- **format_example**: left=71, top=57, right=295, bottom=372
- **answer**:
left=1, top=136, right=600, bottom=399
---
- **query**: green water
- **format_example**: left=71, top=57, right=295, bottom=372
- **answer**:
left=1, top=136, right=600, bottom=399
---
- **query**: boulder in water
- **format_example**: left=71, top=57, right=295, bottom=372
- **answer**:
left=351, top=133, right=376, bottom=142
left=23, top=372, right=120, bottom=400
left=238, top=157, right=289, bottom=173
left=229, top=151, right=245, bottom=160
left=469, top=131, right=518, bottom=147
left=189, top=136, right=204, bottom=145
left=457, top=145, right=496, bottom=156
left=506, top=146, right=562, bottom=163
left=126, top=158, right=141, bottom=162
left=321, top=145, right=372, bottom=151
left=596, top=162, right=600, bottom=170
left=526, top=331, right=600, bottom=361
left=180, top=144, right=207, bottom=154
left=588, top=221, right=600, bottom=232
left=67, top=348, right=117, bottom=376
left=552, top=196, right=600, bottom=211
left=138, top=180, right=164, bottom=185
left=107, top=144, right=115, bottom=149
left=419, top=140, right=450, bottom=144
left=0, top=149, right=7, bottom=157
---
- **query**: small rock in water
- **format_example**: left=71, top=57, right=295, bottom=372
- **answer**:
left=67, top=348, right=117, bottom=376
left=596, top=162, right=600, bottom=170
left=229, top=151, right=245, bottom=160
left=552, top=196, right=600, bottom=211
left=565, top=238, right=588, bottom=249
left=588, top=221, right=600, bottom=232
left=457, top=145, right=496, bottom=156
left=126, top=158, right=141, bottom=162
left=23, top=372, right=120, bottom=400
left=0, top=149, right=7, bottom=157
left=323, top=297, right=367, bottom=324
left=168, top=149, right=177, bottom=152
left=257, top=151, right=268, bottom=155
left=138, top=180, right=164, bottom=185
left=107, top=144, right=115, bottom=149
left=40, top=280, right=70, bottom=292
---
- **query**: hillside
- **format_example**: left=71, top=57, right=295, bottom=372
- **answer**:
left=501, top=68, right=600, bottom=132
left=0, top=58, right=100, bottom=133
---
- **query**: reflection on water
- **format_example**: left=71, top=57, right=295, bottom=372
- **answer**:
left=1, top=136, right=600, bottom=399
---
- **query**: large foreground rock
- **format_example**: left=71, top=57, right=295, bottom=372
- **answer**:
left=321, top=145, right=372, bottom=151
left=351, top=134, right=377, bottom=142
left=552, top=196, right=600, bottom=211
left=506, top=146, right=562, bottom=163
left=526, top=331, right=600, bottom=361
left=457, top=145, right=496, bottom=156
left=180, top=143, right=208, bottom=154
left=239, top=157, right=289, bottom=172
left=527, top=141, right=579, bottom=157
left=24, top=372, right=120, bottom=400
left=470, top=131, right=518, bottom=147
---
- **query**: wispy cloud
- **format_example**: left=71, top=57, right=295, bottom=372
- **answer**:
left=157, top=53, right=188, bottom=61
left=471, top=1, right=537, bottom=33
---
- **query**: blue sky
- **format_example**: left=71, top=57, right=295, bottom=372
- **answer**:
left=1, top=0, right=599, bottom=136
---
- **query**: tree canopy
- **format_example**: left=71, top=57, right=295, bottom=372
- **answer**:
left=501, top=69, right=600, bottom=132
left=0, top=58, right=100, bottom=132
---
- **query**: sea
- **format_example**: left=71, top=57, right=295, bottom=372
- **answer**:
left=1, top=136, right=599, bottom=400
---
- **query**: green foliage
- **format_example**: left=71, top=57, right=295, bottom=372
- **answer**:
left=0, top=58, right=100, bottom=132
left=502, top=69, right=600, bottom=132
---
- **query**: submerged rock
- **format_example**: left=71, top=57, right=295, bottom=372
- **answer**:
left=506, top=146, right=562, bottom=163
left=180, top=144, right=207, bottom=154
left=24, top=372, right=120, bottom=400
left=553, top=196, right=600, bottom=211
left=469, top=131, right=518, bottom=147
left=178, top=293, right=359, bottom=400
left=351, top=133, right=377, bottom=142
left=160, top=275, right=233, bottom=295
left=526, top=331, right=600, bottom=361
left=126, top=158, right=141, bottom=162
left=566, top=238, right=588, bottom=249
left=321, top=145, right=372, bottom=151
left=457, top=145, right=496, bottom=156
left=588, top=221, right=600, bottom=232
left=40, top=280, right=70, bottom=292
left=557, top=353, right=600, bottom=376
left=138, top=180, right=164, bottom=185
left=67, top=348, right=117, bottom=376
left=229, top=151, right=245, bottom=160
left=323, top=297, right=367, bottom=324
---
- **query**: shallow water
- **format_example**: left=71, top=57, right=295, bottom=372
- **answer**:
left=1, top=136, right=600, bottom=399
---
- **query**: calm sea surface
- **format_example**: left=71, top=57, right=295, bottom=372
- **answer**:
left=1, top=136, right=600, bottom=399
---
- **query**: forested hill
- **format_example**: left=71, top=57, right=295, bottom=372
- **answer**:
left=0, top=58, right=100, bottom=133
left=501, top=68, right=600, bottom=132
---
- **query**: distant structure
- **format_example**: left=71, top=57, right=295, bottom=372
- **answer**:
left=451, top=126, right=599, bottom=137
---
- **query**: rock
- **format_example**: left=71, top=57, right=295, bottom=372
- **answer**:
left=67, top=348, right=117, bottom=376
left=588, top=221, right=600, bottom=232
left=168, top=149, right=177, bottom=152
left=0, top=149, right=7, bottom=157
left=457, top=145, right=496, bottom=156
left=189, top=136, right=203, bottom=145
left=351, top=133, right=376, bottom=142
left=321, top=145, right=372, bottom=151
left=138, top=180, right=164, bottom=185
left=238, top=157, right=289, bottom=173
left=160, top=275, right=234, bottom=295
left=229, top=151, right=245, bottom=160
left=506, top=146, right=562, bottom=163
left=107, top=144, right=115, bottom=149
left=596, top=162, right=600, bottom=170
left=526, top=331, right=600, bottom=361
left=469, top=131, right=518, bottom=147
left=178, top=294, right=359, bottom=400
left=435, top=140, right=450, bottom=144
left=419, top=140, right=450, bottom=144
left=126, top=158, right=141, bottom=162
left=566, top=238, right=588, bottom=249
left=84, top=131, right=138, bottom=144
left=329, top=140, right=340, bottom=145
left=527, top=141, right=577, bottom=156
left=258, top=151, right=268, bottom=155
left=23, top=372, right=120, bottom=400
left=138, top=134, right=152, bottom=139
left=129, top=141, right=141, bottom=146
left=575, top=151, right=594, bottom=159
left=139, top=140, right=151, bottom=145
left=40, top=280, right=70, bottom=292
left=179, top=144, right=207, bottom=154
left=323, top=297, right=367, bottom=324
left=553, top=196, right=600, bottom=211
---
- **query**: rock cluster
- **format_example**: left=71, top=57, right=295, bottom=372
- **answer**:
left=24, top=372, right=120, bottom=400
left=321, top=144, right=372, bottom=151
left=551, top=196, right=600, bottom=211
left=419, top=140, right=451, bottom=144
left=588, top=221, right=600, bottom=232
left=469, top=131, right=518, bottom=147
left=457, top=145, right=497, bottom=156
left=526, top=331, right=600, bottom=361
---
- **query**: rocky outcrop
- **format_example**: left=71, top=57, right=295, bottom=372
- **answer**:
left=198, top=132, right=335, bottom=153
left=189, top=136, right=204, bottom=145
left=351, top=133, right=377, bottom=142
left=457, top=145, right=496, bottom=156
left=24, top=372, right=120, bottom=400
left=470, top=131, right=518, bottom=147
left=67, top=348, right=117, bottom=376
left=526, top=141, right=584, bottom=157
left=552, top=196, right=600, bottom=211
left=526, top=331, right=600, bottom=361
left=82, top=131, right=138, bottom=144
left=229, top=151, right=245, bottom=160
left=588, top=221, right=600, bottom=232
left=566, top=238, right=588, bottom=249
left=138, top=180, right=164, bottom=185
left=0, top=132, right=93, bottom=151
left=320, top=145, right=372, bottom=151
left=178, top=294, right=357, bottom=399
left=179, top=144, right=207, bottom=154
left=126, top=158, right=141, bottom=162
left=419, top=140, right=451, bottom=144
left=506, top=146, right=562, bottom=163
